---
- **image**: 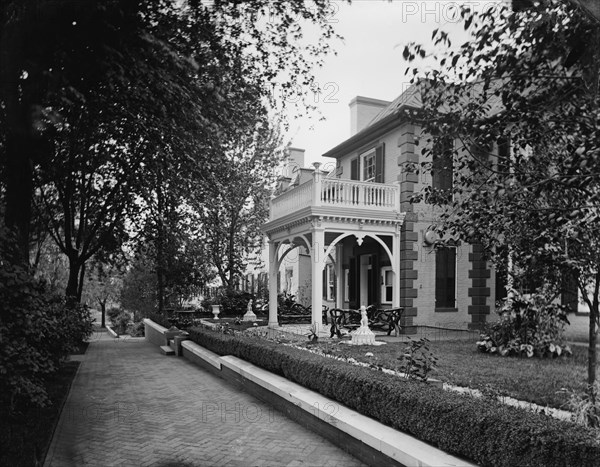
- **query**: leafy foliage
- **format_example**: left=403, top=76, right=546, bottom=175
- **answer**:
left=119, top=253, right=158, bottom=317
left=477, top=292, right=572, bottom=358
left=562, top=381, right=600, bottom=429
left=403, top=0, right=600, bottom=388
left=1, top=0, right=342, bottom=298
left=0, top=230, right=93, bottom=409
left=206, top=288, right=254, bottom=316
left=194, top=121, right=284, bottom=289
left=397, top=337, right=438, bottom=382
left=111, top=311, right=132, bottom=336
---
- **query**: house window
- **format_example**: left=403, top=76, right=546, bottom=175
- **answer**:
left=363, top=149, right=376, bottom=181
left=323, top=263, right=335, bottom=301
left=432, top=136, right=453, bottom=201
left=435, top=247, right=456, bottom=309
left=354, top=144, right=385, bottom=183
left=381, top=267, right=393, bottom=304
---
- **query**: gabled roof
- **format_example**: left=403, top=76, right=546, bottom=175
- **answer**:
left=366, top=84, right=422, bottom=127
left=322, top=80, right=504, bottom=160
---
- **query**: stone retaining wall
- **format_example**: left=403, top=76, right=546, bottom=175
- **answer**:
left=143, top=318, right=168, bottom=347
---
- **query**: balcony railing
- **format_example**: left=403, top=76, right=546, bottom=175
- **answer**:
left=270, top=174, right=400, bottom=221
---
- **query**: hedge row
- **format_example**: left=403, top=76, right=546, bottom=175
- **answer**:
left=187, top=326, right=600, bottom=467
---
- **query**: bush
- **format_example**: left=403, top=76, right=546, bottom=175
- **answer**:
left=127, top=321, right=145, bottom=337
left=61, top=302, right=94, bottom=348
left=187, top=325, right=600, bottom=467
left=205, top=288, right=253, bottom=316
left=477, top=292, right=571, bottom=358
left=112, top=312, right=132, bottom=335
left=107, top=307, right=122, bottom=325
left=145, top=312, right=172, bottom=329
left=0, top=231, right=93, bottom=410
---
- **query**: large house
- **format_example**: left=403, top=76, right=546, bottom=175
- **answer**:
left=259, top=85, right=503, bottom=331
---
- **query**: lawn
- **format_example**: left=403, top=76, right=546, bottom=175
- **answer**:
left=303, top=338, right=595, bottom=410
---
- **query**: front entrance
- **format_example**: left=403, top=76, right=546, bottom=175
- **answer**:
left=357, top=253, right=380, bottom=307
left=359, top=255, right=372, bottom=306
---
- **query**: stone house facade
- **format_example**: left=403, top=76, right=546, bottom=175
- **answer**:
left=258, top=85, right=501, bottom=331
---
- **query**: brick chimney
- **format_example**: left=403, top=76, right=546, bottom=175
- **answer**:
left=349, top=96, right=391, bottom=136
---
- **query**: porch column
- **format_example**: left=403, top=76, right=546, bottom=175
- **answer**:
left=268, top=240, right=279, bottom=328
left=335, top=243, right=344, bottom=309
left=392, top=232, right=401, bottom=308
left=311, top=226, right=324, bottom=330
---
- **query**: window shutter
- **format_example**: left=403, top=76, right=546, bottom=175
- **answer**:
left=350, top=158, right=359, bottom=180
left=375, top=144, right=385, bottom=183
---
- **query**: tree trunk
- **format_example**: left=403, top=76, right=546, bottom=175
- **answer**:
left=1, top=9, right=32, bottom=267
left=4, top=133, right=33, bottom=265
left=100, top=300, right=106, bottom=328
left=588, top=301, right=598, bottom=426
left=76, top=261, right=86, bottom=302
left=66, top=255, right=80, bottom=302
left=589, top=306, right=597, bottom=387
left=156, top=167, right=165, bottom=313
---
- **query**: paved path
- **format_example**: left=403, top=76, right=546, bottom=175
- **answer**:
left=44, top=330, right=365, bottom=467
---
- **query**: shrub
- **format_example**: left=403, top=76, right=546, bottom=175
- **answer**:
left=0, top=230, right=93, bottom=410
left=107, top=307, right=122, bottom=325
left=127, top=321, right=145, bottom=337
left=205, top=288, right=253, bottom=316
left=187, top=325, right=600, bottom=467
left=397, top=337, right=438, bottom=382
left=60, top=301, right=94, bottom=349
left=477, top=291, right=571, bottom=358
left=113, top=312, right=132, bottom=335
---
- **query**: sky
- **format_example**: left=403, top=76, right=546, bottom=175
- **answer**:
left=284, top=0, right=481, bottom=169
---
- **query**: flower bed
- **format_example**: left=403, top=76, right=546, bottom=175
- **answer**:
left=187, top=325, right=600, bottom=467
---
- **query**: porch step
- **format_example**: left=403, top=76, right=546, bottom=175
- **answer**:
left=160, top=345, right=175, bottom=356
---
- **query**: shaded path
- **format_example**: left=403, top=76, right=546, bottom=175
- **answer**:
left=44, top=331, right=365, bottom=467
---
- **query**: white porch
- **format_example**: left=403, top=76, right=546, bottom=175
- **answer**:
left=262, top=169, right=405, bottom=330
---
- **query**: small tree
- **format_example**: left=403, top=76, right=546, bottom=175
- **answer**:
left=196, top=121, right=284, bottom=289
left=81, top=262, right=123, bottom=328
left=119, top=252, right=157, bottom=319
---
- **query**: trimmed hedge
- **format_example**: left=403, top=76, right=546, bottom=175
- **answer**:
left=187, top=326, right=600, bottom=467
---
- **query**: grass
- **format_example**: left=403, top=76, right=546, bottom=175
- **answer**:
left=0, top=360, right=81, bottom=467
left=304, top=338, right=595, bottom=410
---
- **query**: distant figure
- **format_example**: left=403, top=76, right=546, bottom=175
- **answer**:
left=247, top=299, right=253, bottom=313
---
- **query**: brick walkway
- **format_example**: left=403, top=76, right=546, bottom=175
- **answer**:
left=44, top=330, right=365, bottom=467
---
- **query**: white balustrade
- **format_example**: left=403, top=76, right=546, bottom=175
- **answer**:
left=320, top=179, right=399, bottom=211
left=270, top=178, right=399, bottom=221
left=270, top=180, right=314, bottom=220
